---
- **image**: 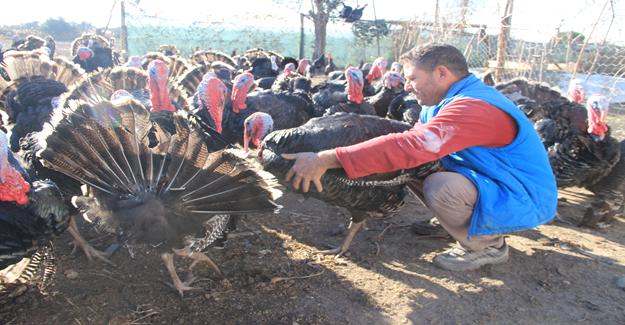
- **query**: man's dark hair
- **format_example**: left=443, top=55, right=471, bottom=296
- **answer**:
left=400, top=43, right=469, bottom=78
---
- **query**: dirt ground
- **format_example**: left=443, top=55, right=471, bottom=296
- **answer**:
left=1, top=179, right=624, bottom=324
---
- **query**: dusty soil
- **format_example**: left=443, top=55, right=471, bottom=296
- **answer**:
left=1, top=182, right=624, bottom=325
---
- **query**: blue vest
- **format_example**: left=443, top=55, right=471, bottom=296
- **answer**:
left=420, top=74, right=557, bottom=236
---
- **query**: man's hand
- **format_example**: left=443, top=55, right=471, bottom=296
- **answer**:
left=282, top=150, right=341, bottom=193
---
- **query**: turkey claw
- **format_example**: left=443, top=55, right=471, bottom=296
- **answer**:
left=164, top=279, right=200, bottom=297
left=317, top=247, right=347, bottom=259
left=76, top=245, right=116, bottom=266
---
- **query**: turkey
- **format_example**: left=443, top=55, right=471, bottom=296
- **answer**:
left=365, top=57, right=387, bottom=85
left=141, top=52, right=193, bottom=84
left=11, top=35, right=54, bottom=57
left=0, top=131, right=69, bottom=308
left=36, top=96, right=281, bottom=296
left=188, top=72, right=229, bottom=135
left=224, top=71, right=312, bottom=145
left=495, top=78, right=623, bottom=227
left=270, top=62, right=298, bottom=93
left=322, top=67, right=376, bottom=117
left=495, top=78, right=620, bottom=187
left=157, top=44, right=180, bottom=57
left=297, top=58, right=311, bottom=77
left=340, top=4, right=367, bottom=22
left=260, top=113, right=440, bottom=256
left=190, top=50, right=237, bottom=68
left=386, top=91, right=422, bottom=126
left=366, top=71, right=405, bottom=117
left=0, top=51, right=84, bottom=152
left=71, top=33, right=114, bottom=73
left=580, top=139, right=625, bottom=227
left=39, top=60, right=191, bottom=261
left=65, top=60, right=189, bottom=115
left=324, top=54, right=337, bottom=75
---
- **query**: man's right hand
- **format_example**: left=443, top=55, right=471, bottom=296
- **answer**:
left=282, top=150, right=340, bottom=193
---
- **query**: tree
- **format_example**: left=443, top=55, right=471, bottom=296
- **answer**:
left=552, top=31, right=585, bottom=46
left=41, top=18, right=80, bottom=41
left=309, top=0, right=344, bottom=58
left=352, top=20, right=389, bottom=46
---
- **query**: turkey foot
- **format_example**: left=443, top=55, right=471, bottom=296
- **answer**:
left=172, top=247, right=224, bottom=278
left=67, top=217, right=114, bottom=265
left=161, top=252, right=200, bottom=297
left=317, top=221, right=365, bottom=258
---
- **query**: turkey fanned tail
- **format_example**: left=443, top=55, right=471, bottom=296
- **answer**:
left=38, top=98, right=281, bottom=246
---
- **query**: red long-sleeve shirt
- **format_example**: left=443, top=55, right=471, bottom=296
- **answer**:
left=335, top=98, right=518, bottom=179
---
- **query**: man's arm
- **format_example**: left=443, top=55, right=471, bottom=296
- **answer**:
left=336, top=98, right=517, bottom=178
left=283, top=98, right=517, bottom=191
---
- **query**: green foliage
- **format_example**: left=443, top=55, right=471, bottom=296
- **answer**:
left=41, top=18, right=93, bottom=41
left=552, top=31, right=585, bottom=45
left=352, top=20, right=390, bottom=45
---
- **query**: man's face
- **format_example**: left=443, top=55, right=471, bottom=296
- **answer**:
left=403, top=63, right=448, bottom=106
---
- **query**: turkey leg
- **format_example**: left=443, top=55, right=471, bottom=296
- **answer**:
left=162, top=247, right=224, bottom=296
left=317, top=220, right=365, bottom=258
left=172, top=247, right=223, bottom=277
left=67, top=216, right=114, bottom=265
left=161, top=252, right=199, bottom=297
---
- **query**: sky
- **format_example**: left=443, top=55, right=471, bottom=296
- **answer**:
left=2, top=0, right=623, bottom=44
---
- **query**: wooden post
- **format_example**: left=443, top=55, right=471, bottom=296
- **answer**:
left=495, top=0, right=514, bottom=82
left=121, top=0, right=128, bottom=57
left=299, top=13, right=305, bottom=59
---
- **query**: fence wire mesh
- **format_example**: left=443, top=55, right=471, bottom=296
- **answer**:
left=123, top=0, right=625, bottom=108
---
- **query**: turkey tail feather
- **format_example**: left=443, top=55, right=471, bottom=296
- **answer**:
left=40, top=98, right=282, bottom=221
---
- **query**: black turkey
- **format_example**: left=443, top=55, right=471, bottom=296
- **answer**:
left=495, top=78, right=622, bottom=227
left=0, top=131, right=69, bottom=308
left=70, top=34, right=114, bottom=72
left=0, top=51, right=84, bottom=152
left=365, top=57, right=387, bottom=85
left=270, top=62, right=299, bottom=93
left=224, top=72, right=312, bottom=145
left=260, top=113, right=440, bottom=256
left=43, top=61, right=190, bottom=261
left=141, top=52, right=193, bottom=84
left=366, top=71, right=405, bottom=117
left=495, top=78, right=620, bottom=188
left=37, top=96, right=281, bottom=296
left=386, top=90, right=422, bottom=126
left=580, top=139, right=625, bottom=227
left=323, top=67, right=376, bottom=117
left=340, top=4, right=367, bottom=22
left=190, top=50, right=237, bottom=69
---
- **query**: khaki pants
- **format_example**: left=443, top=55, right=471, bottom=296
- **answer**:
left=412, top=172, right=504, bottom=251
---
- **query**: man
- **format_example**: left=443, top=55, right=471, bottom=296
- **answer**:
left=282, top=44, right=558, bottom=271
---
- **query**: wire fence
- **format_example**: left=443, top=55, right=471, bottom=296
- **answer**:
left=123, top=0, right=625, bottom=108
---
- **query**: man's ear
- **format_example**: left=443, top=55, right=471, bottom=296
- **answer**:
left=435, top=65, right=450, bottom=80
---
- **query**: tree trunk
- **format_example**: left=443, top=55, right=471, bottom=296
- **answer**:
left=313, top=17, right=328, bottom=58
left=312, top=9, right=329, bottom=58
